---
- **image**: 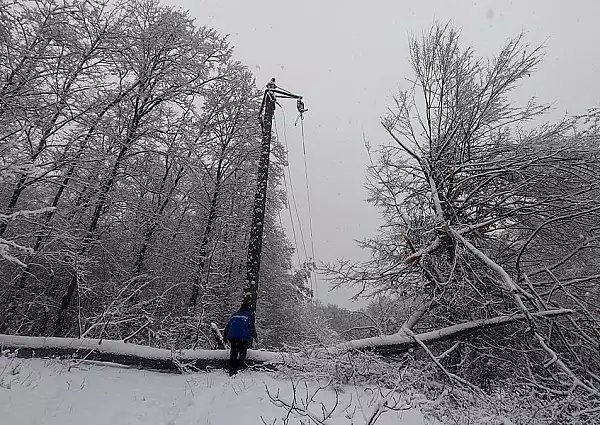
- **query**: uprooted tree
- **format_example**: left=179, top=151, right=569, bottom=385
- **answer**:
left=325, top=22, right=600, bottom=419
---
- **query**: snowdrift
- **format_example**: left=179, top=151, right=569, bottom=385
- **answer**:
left=0, top=355, right=434, bottom=425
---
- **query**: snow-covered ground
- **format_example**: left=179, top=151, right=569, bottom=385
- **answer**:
left=0, top=354, right=434, bottom=425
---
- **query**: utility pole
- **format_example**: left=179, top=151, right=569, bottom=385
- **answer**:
left=242, top=78, right=303, bottom=311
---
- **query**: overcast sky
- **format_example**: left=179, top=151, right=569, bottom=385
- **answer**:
left=166, top=0, right=600, bottom=309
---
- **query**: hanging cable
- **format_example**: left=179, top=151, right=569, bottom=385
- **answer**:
left=271, top=88, right=317, bottom=300
left=283, top=105, right=318, bottom=298
left=274, top=112, right=307, bottom=268
left=274, top=115, right=301, bottom=266
left=279, top=111, right=310, bottom=268
left=300, top=118, right=318, bottom=298
left=277, top=207, right=297, bottom=263
left=280, top=108, right=316, bottom=297
left=281, top=109, right=317, bottom=298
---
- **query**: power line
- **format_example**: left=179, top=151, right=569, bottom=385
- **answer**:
left=282, top=107, right=318, bottom=299
left=300, top=118, right=318, bottom=299
left=274, top=101, right=318, bottom=300
left=274, top=112, right=307, bottom=268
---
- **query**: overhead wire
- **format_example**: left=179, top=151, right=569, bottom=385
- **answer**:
left=279, top=111, right=310, bottom=269
left=299, top=118, right=318, bottom=298
left=277, top=207, right=295, bottom=267
left=273, top=111, right=306, bottom=268
left=282, top=106, right=318, bottom=298
left=271, top=90, right=318, bottom=300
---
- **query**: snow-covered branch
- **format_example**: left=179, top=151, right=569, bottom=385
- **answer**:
left=328, top=309, right=573, bottom=356
left=0, top=206, right=56, bottom=222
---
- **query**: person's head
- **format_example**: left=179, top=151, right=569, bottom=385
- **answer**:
left=239, top=303, right=251, bottom=312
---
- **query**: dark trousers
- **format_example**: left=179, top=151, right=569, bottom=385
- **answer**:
left=228, top=339, right=249, bottom=372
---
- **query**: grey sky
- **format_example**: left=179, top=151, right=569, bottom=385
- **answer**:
left=166, top=0, right=600, bottom=309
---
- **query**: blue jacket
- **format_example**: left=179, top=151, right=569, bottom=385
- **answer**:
left=224, top=308, right=257, bottom=342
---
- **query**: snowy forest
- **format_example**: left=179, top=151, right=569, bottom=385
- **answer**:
left=1, top=1, right=600, bottom=424
left=0, top=0, right=319, bottom=347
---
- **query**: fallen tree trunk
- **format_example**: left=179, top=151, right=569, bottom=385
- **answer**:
left=1, top=309, right=574, bottom=372
left=0, top=334, right=284, bottom=373
left=328, top=309, right=574, bottom=356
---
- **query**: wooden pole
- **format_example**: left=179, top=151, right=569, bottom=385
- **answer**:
left=242, top=79, right=277, bottom=310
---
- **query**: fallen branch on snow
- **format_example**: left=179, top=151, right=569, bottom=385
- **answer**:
left=327, top=309, right=574, bottom=356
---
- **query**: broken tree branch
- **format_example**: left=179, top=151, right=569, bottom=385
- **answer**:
left=328, top=309, right=573, bottom=356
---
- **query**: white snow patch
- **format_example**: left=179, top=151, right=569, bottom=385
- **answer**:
left=0, top=355, right=434, bottom=425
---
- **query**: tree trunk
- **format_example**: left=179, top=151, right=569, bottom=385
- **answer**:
left=54, top=111, right=142, bottom=336
left=132, top=162, right=185, bottom=276
left=0, top=334, right=276, bottom=373
left=189, top=180, right=221, bottom=308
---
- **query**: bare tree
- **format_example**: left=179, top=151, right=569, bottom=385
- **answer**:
left=325, top=22, right=600, bottom=419
left=0, top=0, right=322, bottom=357
left=188, top=64, right=261, bottom=308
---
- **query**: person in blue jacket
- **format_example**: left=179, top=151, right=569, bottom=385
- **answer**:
left=224, top=304, right=257, bottom=374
